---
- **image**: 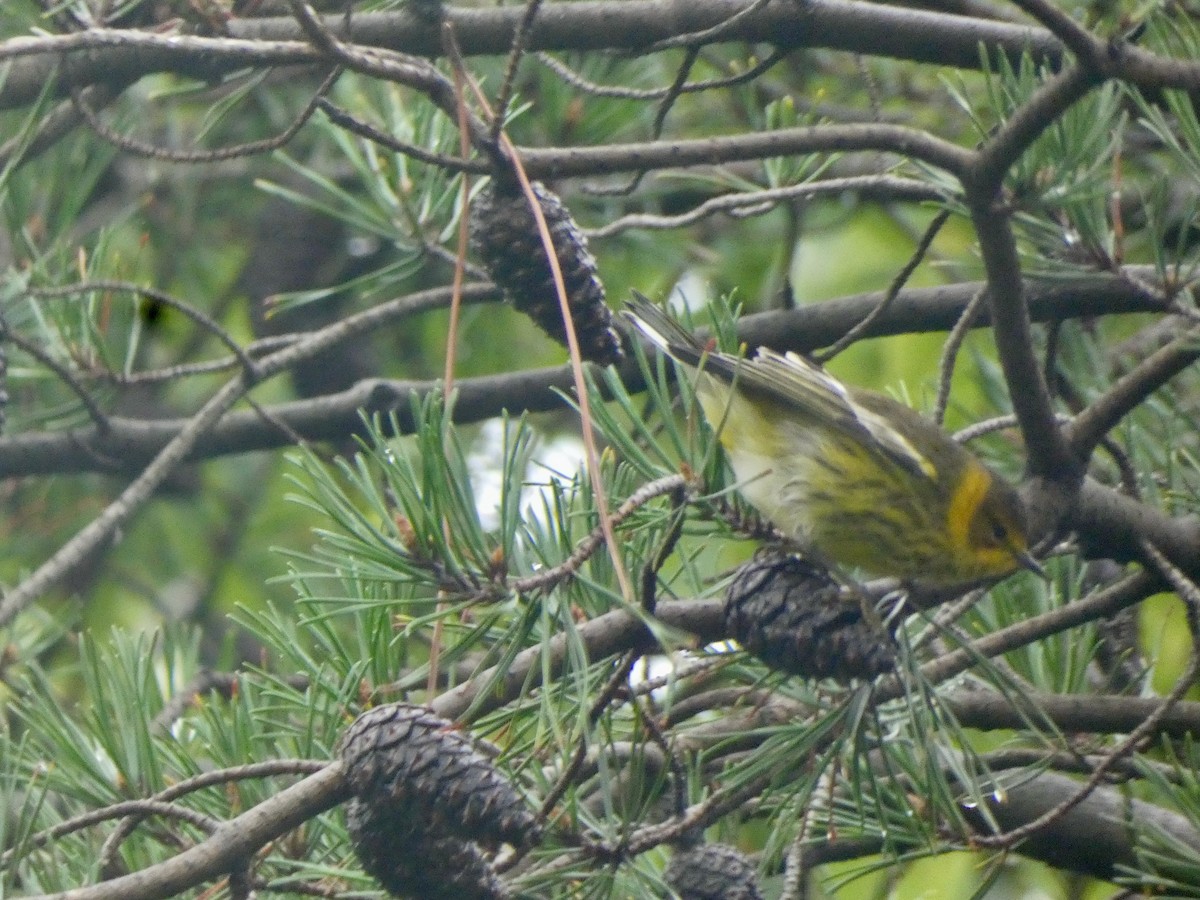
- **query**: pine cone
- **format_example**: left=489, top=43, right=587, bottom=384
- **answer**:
left=339, top=703, right=540, bottom=850
left=724, top=554, right=896, bottom=681
left=470, top=180, right=622, bottom=366
left=665, top=842, right=763, bottom=900
left=346, top=799, right=509, bottom=900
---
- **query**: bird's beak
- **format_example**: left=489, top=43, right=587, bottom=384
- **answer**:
left=1016, top=548, right=1048, bottom=580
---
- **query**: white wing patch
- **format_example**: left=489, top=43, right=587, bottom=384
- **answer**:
left=750, top=349, right=937, bottom=482
left=625, top=296, right=938, bottom=484
left=847, top=401, right=938, bottom=481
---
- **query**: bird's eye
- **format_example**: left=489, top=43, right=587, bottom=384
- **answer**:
left=990, top=521, right=1007, bottom=544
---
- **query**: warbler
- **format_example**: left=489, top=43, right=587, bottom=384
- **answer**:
left=625, top=295, right=1045, bottom=585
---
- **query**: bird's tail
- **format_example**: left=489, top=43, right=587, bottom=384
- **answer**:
left=622, top=291, right=712, bottom=369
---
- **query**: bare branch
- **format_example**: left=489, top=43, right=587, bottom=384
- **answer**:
left=0, top=1, right=1065, bottom=112
left=1067, top=330, right=1200, bottom=459
left=0, top=275, right=1161, bottom=477
left=24, top=763, right=351, bottom=900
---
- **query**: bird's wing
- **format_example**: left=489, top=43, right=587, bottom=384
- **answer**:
left=624, top=294, right=935, bottom=480
left=623, top=293, right=709, bottom=366
left=746, top=348, right=937, bottom=481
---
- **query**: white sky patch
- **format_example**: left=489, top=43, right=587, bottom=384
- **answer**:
left=466, top=416, right=729, bottom=702
left=467, top=419, right=585, bottom=532
left=672, top=271, right=711, bottom=314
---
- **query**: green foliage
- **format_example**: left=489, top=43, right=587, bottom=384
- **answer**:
left=0, top=625, right=347, bottom=891
left=7, top=1, right=1200, bottom=896
left=238, top=372, right=1069, bottom=895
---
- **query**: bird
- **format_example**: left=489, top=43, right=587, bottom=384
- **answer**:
left=624, top=293, right=1045, bottom=585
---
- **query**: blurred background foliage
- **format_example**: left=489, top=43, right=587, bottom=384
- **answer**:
left=3, top=0, right=1200, bottom=896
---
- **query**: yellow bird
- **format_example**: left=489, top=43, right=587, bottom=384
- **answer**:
left=625, top=295, right=1044, bottom=585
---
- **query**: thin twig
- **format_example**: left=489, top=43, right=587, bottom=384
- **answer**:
left=490, top=0, right=543, bottom=144
left=651, top=45, right=700, bottom=140
left=94, top=759, right=326, bottom=874
left=595, top=44, right=702, bottom=199
left=512, top=474, right=689, bottom=596
left=639, top=481, right=688, bottom=615
left=814, top=207, right=952, bottom=363
left=934, top=284, right=989, bottom=426
left=0, top=322, right=111, bottom=432
left=285, top=0, right=496, bottom=159
left=12, top=763, right=351, bottom=900
left=0, top=84, right=122, bottom=172
left=536, top=47, right=785, bottom=101
left=315, top=97, right=486, bottom=172
left=1067, top=329, right=1200, bottom=460
left=69, top=68, right=340, bottom=163
left=648, top=0, right=774, bottom=51
left=109, top=335, right=300, bottom=386
left=5, top=799, right=220, bottom=867
left=968, top=542, right=1200, bottom=849
left=640, top=707, right=689, bottom=820
left=902, top=570, right=1154, bottom=699
left=587, top=176, right=943, bottom=240
left=536, top=650, right=640, bottom=824
left=30, top=280, right=261, bottom=381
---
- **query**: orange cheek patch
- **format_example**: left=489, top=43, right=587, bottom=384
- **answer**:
left=946, top=462, right=993, bottom=559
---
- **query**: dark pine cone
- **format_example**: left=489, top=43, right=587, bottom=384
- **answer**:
left=346, top=799, right=509, bottom=900
left=470, top=180, right=623, bottom=366
left=339, top=703, right=540, bottom=850
left=665, top=842, right=763, bottom=900
left=724, top=554, right=896, bottom=682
